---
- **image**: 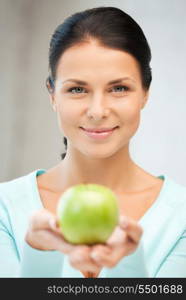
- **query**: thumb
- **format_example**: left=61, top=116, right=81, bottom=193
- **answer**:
left=30, top=209, right=57, bottom=231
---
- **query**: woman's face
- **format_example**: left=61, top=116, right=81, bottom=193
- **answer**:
left=50, top=40, right=149, bottom=159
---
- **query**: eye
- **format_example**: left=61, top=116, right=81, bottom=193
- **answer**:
left=67, top=86, right=86, bottom=94
left=111, top=85, right=129, bottom=93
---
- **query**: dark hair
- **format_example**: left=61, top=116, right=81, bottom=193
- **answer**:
left=46, top=6, right=152, bottom=160
left=61, top=136, right=68, bottom=160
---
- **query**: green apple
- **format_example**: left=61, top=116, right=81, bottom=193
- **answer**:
left=57, top=184, right=119, bottom=245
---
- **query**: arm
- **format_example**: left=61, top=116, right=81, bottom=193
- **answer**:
left=155, top=230, right=186, bottom=277
left=0, top=197, right=63, bottom=278
left=1, top=195, right=145, bottom=278
left=19, top=241, right=64, bottom=277
left=0, top=195, right=21, bottom=277
left=0, top=216, right=20, bottom=277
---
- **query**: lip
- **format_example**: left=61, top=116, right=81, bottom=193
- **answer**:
left=80, top=126, right=118, bottom=140
left=81, top=127, right=118, bottom=133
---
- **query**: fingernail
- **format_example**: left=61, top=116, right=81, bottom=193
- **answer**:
left=120, top=216, right=129, bottom=229
left=90, top=252, right=100, bottom=260
left=49, top=218, right=57, bottom=230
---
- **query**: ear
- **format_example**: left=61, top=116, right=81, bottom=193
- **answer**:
left=141, top=90, right=149, bottom=109
left=46, top=77, right=57, bottom=112
left=49, top=94, right=57, bottom=112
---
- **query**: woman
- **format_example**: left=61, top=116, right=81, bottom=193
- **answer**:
left=0, top=6, right=186, bottom=278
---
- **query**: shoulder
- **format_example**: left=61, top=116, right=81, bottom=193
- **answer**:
left=161, top=175, right=186, bottom=233
left=0, top=169, right=45, bottom=212
left=0, top=169, right=45, bottom=235
left=0, top=170, right=36, bottom=200
left=163, top=175, right=186, bottom=207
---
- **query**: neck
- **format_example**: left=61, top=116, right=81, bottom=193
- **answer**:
left=59, top=144, right=139, bottom=193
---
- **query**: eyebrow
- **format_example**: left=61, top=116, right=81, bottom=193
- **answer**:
left=62, top=77, right=135, bottom=85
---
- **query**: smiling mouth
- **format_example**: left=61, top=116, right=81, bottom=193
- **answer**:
left=80, top=126, right=119, bottom=133
left=79, top=126, right=119, bottom=140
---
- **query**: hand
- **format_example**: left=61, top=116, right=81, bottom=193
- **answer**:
left=25, top=209, right=143, bottom=275
left=25, top=208, right=80, bottom=253
left=67, top=215, right=143, bottom=274
left=25, top=208, right=102, bottom=274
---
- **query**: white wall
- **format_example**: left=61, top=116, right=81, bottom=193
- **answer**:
left=1, top=0, right=186, bottom=185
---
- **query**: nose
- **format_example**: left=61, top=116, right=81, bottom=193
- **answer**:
left=86, top=94, right=110, bottom=121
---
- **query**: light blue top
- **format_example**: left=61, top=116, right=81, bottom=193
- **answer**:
left=0, top=169, right=186, bottom=278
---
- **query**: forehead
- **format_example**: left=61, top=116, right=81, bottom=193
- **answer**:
left=56, top=42, right=141, bottom=81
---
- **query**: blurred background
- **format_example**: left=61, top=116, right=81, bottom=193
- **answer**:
left=1, top=0, right=186, bottom=185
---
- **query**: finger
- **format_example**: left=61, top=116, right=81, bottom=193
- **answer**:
left=90, top=244, right=114, bottom=267
left=89, top=216, right=143, bottom=269
left=49, top=218, right=63, bottom=234
left=30, top=209, right=57, bottom=231
left=119, top=215, right=143, bottom=243
left=26, top=226, right=76, bottom=254
left=54, top=232, right=77, bottom=254
left=69, top=246, right=102, bottom=273
left=30, top=209, right=66, bottom=237
left=107, top=226, right=127, bottom=246
left=29, top=209, right=78, bottom=253
left=91, top=248, right=124, bottom=268
left=90, top=242, right=137, bottom=268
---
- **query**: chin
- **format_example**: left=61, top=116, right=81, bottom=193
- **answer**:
left=82, top=148, right=118, bottom=159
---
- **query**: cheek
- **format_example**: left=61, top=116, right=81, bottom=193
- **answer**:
left=56, top=102, right=80, bottom=133
left=121, top=101, right=141, bottom=132
left=120, top=101, right=141, bottom=124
